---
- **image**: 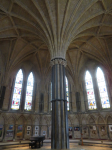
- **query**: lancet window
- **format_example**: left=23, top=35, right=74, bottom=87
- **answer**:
left=85, top=71, right=96, bottom=110
left=11, top=69, right=23, bottom=110
left=24, top=72, right=34, bottom=111
left=96, top=67, right=110, bottom=109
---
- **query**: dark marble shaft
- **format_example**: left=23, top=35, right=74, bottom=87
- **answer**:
left=51, top=58, right=69, bottom=149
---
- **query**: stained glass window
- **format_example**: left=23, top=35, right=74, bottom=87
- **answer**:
left=24, top=72, right=34, bottom=111
left=11, top=69, right=23, bottom=110
left=65, top=76, right=69, bottom=111
left=96, top=67, right=110, bottom=109
left=85, top=71, right=96, bottom=110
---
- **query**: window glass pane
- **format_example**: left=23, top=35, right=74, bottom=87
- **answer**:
left=96, top=67, right=110, bottom=109
left=11, top=69, right=23, bottom=110
left=85, top=71, right=97, bottom=110
left=65, top=77, right=69, bottom=111
left=24, top=72, right=34, bottom=111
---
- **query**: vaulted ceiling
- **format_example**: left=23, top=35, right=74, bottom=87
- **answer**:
left=0, top=0, right=112, bottom=82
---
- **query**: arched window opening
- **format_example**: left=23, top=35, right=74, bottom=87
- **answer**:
left=96, top=67, right=110, bottom=109
left=85, top=71, right=96, bottom=110
left=24, top=72, right=34, bottom=111
left=65, top=76, right=69, bottom=111
left=11, top=69, right=23, bottom=110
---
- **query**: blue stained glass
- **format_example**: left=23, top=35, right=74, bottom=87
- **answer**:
left=24, top=72, right=34, bottom=111
left=96, top=67, right=110, bottom=109
left=11, top=69, right=23, bottom=110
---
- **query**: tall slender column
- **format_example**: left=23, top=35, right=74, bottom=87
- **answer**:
left=51, top=58, right=69, bottom=149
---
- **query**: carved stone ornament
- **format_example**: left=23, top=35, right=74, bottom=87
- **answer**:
left=50, top=58, right=67, bottom=67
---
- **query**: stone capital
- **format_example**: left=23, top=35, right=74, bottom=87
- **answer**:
left=50, top=58, right=67, bottom=67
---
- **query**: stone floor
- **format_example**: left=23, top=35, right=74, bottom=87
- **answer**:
left=0, top=143, right=112, bottom=150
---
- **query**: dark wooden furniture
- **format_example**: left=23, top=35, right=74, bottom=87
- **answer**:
left=29, top=136, right=45, bottom=148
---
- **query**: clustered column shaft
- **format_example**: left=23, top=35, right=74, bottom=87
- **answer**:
left=51, top=58, right=69, bottom=149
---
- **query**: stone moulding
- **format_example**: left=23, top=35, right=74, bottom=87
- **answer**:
left=50, top=58, right=67, bottom=67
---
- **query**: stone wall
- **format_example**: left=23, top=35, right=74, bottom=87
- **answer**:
left=0, top=58, right=112, bottom=141
left=0, top=112, right=112, bottom=141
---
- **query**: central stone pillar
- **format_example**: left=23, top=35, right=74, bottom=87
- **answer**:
left=51, top=58, right=69, bottom=149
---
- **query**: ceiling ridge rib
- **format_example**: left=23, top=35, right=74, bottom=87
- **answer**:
left=14, top=0, right=50, bottom=45
left=60, top=0, right=70, bottom=51
left=62, top=0, right=83, bottom=40
left=0, top=0, right=112, bottom=79
left=71, top=22, right=112, bottom=43
left=31, top=0, right=53, bottom=48
left=64, top=0, right=98, bottom=44
left=44, top=0, right=57, bottom=58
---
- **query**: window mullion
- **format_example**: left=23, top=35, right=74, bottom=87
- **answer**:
left=21, top=80, right=27, bottom=111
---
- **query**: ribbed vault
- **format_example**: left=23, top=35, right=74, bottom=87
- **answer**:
left=0, top=0, right=112, bottom=82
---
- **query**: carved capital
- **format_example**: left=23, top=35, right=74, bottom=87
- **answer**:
left=50, top=58, right=67, bottom=67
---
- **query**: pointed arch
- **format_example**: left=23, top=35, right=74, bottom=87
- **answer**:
left=65, top=76, right=69, bottom=111
left=16, top=115, right=26, bottom=125
left=107, top=116, right=112, bottom=124
left=26, top=117, right=32, bottom=125
left=73, top=116, right=79, bottom=126
left=34, top=116, right=39, bottom=125
left=85, top=71, right=96, bottom=110
left=88, top=115, right=96, bottom=125
left=82, top=117, right=87, bottom=125
left=11, top=69, right=23, bottom=110
left=96, top=67, right=110, bottom=109
left=97, top=115, right=105, bottom=124
left=24, top=72, right=34, bottom=111
left=7, top=116, right=15, bottom=125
